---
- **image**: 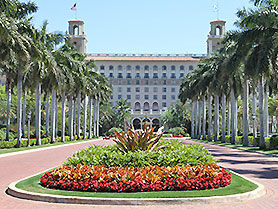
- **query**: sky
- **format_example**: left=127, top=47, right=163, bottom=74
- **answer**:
left=25, top=0, right=254, bottom=54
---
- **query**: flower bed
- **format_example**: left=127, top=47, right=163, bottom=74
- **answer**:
left=40, top=163, right=231, bottom=193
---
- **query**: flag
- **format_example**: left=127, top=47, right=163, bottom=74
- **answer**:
left=71, top=3, right=77, bottom=11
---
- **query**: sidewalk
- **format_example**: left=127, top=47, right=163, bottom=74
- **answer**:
left=0, top=138, right=277, bottom=209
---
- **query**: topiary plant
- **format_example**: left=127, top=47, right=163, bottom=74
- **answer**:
left=113, top=123, right=164, bottom=153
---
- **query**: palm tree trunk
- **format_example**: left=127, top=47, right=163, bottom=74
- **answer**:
left=231, top=87, right=236, bottom=144
left=5, top=82, right=11, bottom=141
left=35, top=81, right=41, bottom=145
left=77, top=92, right=81, bottom=139
left=227, top=100, right=231, bottom=136
left=221, top=93, right=226, bottom=143
left=259, top=78, right=265, bottom=149
left=214, top=95, right=219, bottom=141
left=22, top=90, right=27, bottom=138
left=88, top=96, right=93, bottom=139
left=252, top=89, right=257, bottom=138
left=264, top=84, right=269, bottom=137
left=16, top=69, right=23, bottom=148
left=208, top=94, right=212, bottom=141
left=55, top=97, right=58, bottom=138
left=198, top=100, right=202, bottom=139
left=195, top=100, right=198, bottom=138
left=243, top=79, right=249, bottom=146
left=96, top=98, right=100, bottom=137
left=68, top=95, right=73, bottom=141
left=50, top=89, right=56, bottom=143
left=202, top=99, right=206, bottom=140
left=191, top=101, right=195, bottom=138
left=45, top=91, right=50, bottom=137
left=83, top=95, right=87, bottom=139
left=73, top=98, right=76, bottom=139
left=93, top=99, right=97, bottom=137
left=61, top=92, right=66, bottom=142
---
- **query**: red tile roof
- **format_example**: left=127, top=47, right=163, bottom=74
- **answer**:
left=68, top=19, right=84, bottom=23
left=85, top=56, right=200, bottom=62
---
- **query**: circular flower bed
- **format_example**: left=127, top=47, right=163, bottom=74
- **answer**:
left=40, top=163, right=231, bottom=193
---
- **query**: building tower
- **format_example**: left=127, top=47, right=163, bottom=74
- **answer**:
left=68, top=19, right=87, bottom=54
left=207, top=20, right=226, bottom=56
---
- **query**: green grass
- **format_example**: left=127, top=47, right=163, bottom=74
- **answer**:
left=16, top=171, right=258, bottom=198
left=191, top=139, right=278, bottom=155
left=0, top=138, right=98, bottom=155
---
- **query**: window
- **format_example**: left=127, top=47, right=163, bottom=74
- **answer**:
left=127, top=95, right=131, bottom=100
left=109, top=65, right=114, bottom=70
left=109, top=73, right=114, bottom=78
left=143, top=102, right=150, bottom=111
left=153, top=87, right=158, bottom=93
left=101, top=73, right=104, bottom=76
left=135, top=73, right=140, bottom=78
left=127, top=80, right=131, bottom=85
left=136, top=87, right=140, bottom=93
left=162, top=65, right=167, bottom=71
left=162, top=80, right=167, bottom=85
left=144, top=87, right=149, bottom=93
left=118, top=73, right=123, bottom=78
left=180, top=73, right=184, bottom=78
left=189, top=65, right=194, bottom=71
left=162, top=73, right=167, bottom=78
left=136, top=80, right=140, bottom=85
left=136, top=95, right=140, bottom=100
left=109, top=80, right=113, bottom=85
left=171, top=88, right=176, bottom=92
left=118, top=87, right=122, bottom=92
left=126, top=87, right=130, bottom=92
left=135, top=102, right=141, bottom=111
left=171, top=65, right=176, bottom=71
left=100, top=65, right=105, bottom=70
left=153, top=95, right=158, bottom=100
left=110, top=95, right=113, bottom=100
left=144, top=80, right=149, bottom=85
left=144, top=73, right=149, bottom=78
left=162, top=95, right=166, bottom=100
left=153, top=73, right=158, bottom=78
left=162, top=87, right=167, bottom=93
left=145, top=95, right=149, bottom=100
left=126, top=73, right=131, bottom=78
left=153, top=65, right=158, bottom=71
left=171, top=73, right=176, bottom=78
left=171, top=95, right=176, bottom=100
left=126, top=65, right=132, bottom=71
left=180, top=65, right=185, bottom=71
left=118, top=80, right=122, bottom=85
left=153, top=80, right=158, bottom=85
left=118, top=65, right=123, bottom=71
left=153, top=102, right=159, bottom=111
left=144, top=65, right=149, bottom=71
left=170, top=80, right=176, bottom=85
left=135, top=65, right=140, bottom=71
left=118, top=95, right=122, bottom=99
left=162, top=102, right=167, bottom=107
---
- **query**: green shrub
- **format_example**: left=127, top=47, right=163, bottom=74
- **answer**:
left=168, top=127, right=187, bottom=137
left=162, top=134, right=172, bottom=137
left=269, top=137, right=278, bottom=149
left=106, top=127, right=122, bottom=137
left=65, top=139, right=216, bottom=168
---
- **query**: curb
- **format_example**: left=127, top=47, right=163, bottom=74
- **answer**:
left=7, top=169, right=266, bottom=205
left=0, top=139, right=102, bottom=159
left=190, top=139, right=278, bottom=158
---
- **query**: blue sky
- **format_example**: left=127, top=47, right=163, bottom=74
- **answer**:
left=27, top=0, right=254, bottom=54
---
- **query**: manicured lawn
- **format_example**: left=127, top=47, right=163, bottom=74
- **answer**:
left=191, top=139, right=278, bottom=155
left=16, top=171, right=257, bottom=198
left=0, top=138, right=98, bottom=155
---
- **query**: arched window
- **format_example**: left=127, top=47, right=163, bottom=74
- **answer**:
left=216, top=26, right=221, bottom=36
left=189, top=65, right=194, bottom=71
left=135, top=102, right=141, bottom=111
left=126, top=65, right=132, bottom=71
left=109, top=65, right=114, bottom=70
left=73, top=25, right=79, bottom=35
left=180, top=65, right=185, bottom=71
left=118, top=65, right=123, bottom=71
left=100, top=65, right=105, bottom=70
left=152, top=119, right=160, bottom=131
left=171, top=65, right=176, bottom=71
left=143, top=102, right=150, bottom=111
left=144, top=65, right=149, bottom=71
left=162, top=65, right=167, bottom=71
left=152, top=102, right=159, bottom=111
left=135, top=65, right=140, bottom=71
left=153, top=65, right=158, bottom=71
left=133, top=119, right=141, bottom=130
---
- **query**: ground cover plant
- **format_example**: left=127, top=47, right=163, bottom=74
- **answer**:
left=40, top=125, right=232, bottom=193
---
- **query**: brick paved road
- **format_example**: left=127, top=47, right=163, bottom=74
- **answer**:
left=0, top=138, right=277, bottom=209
